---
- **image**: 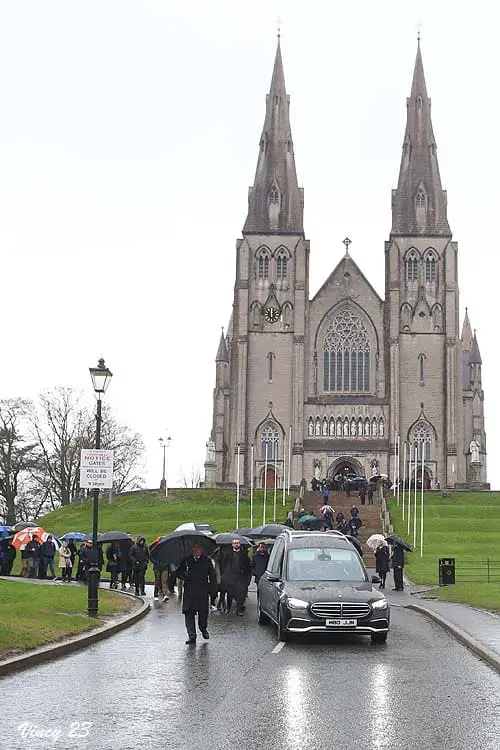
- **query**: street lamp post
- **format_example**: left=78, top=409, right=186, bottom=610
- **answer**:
left=159, top=436, right=171, bottom=498
left=87, top=358, right=113, bottom=618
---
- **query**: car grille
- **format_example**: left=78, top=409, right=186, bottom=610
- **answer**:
left=310, top=602, right=371, bottom=619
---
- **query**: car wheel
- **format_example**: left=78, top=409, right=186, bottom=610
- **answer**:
left=257, top=598, right=270, bottom=625
left=371, top=632, right=388, bottom=644
left=277, top=609, right=290, bottom=642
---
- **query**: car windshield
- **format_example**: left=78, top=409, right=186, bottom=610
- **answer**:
left=287, top=547, right=367, bottom=582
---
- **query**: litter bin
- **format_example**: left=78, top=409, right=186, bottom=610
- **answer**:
left=439, top=558, right=455, bottom=585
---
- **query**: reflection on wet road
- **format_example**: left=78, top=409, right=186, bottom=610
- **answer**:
left=1, top=589, right=500, bottom=750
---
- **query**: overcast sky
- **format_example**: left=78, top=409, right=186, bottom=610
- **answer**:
left=0, top=0, right=498, bottom=490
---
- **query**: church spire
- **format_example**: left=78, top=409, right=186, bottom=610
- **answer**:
left=216, top=327, right=228, bottom=362
left=243, top=38, right=304, bottom=235
left=470, top=331, right=482, bottom=365
left=461, top=308, right=473, bottom=351
left=391, top=41, right=451, bottom=237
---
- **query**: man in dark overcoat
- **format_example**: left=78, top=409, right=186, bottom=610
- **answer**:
left=177, top=543, right=217, bottom=644
left=391, top=544, right=405, bottom=591
left=221, top=539, right=251, bottom=615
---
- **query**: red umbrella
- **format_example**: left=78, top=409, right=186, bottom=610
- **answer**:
left=12, top=526, right=48, bottom=550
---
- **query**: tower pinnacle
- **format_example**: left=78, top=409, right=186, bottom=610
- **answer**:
left=391, top=41, right=451, bottom=237
left=243, top=39, right=304, bottom=235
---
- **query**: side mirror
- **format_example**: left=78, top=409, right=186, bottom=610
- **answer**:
left=371, top=575, right=381, bottom=584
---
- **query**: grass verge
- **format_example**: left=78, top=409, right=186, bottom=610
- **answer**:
left=0, top=580, right=133, bottom=658
left=388, top=490, right=500, bottom=611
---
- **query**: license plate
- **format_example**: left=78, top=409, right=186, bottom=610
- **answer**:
left=325, top=618, right=357, bottom=627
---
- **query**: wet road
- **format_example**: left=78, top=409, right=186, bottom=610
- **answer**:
left=1, top=587, right=500, bottom=750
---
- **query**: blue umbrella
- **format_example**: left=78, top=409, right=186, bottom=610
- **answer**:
left=0, top=525, right=13, bottom=538
left=61, top=532, right=86, bottom=541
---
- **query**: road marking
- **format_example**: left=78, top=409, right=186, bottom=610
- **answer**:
left=272, top=641, right=286, bottom=654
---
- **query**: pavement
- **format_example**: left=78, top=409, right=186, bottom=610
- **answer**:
left=1, top=582, right=500, bottom=750
left=379, top=574, right=500, bottom=674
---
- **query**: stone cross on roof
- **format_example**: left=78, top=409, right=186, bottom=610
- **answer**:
left=343, top=237, right=352, bottom=256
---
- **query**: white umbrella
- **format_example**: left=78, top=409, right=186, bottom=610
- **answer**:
left=366, top=534, right=387, bottom=550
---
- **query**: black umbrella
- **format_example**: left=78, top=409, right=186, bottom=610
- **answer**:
left=345, top=535, right=363, bottom=557
left=234, top=527, right=254, bottom=537
left=83, top=532, right=104, bottom=543
left=214, top=532, right=252, bottom=546
left=99, top=531, right=132, bottom=543
left=13, top=521, right=36, bottom=532
left=385, top=534, right=412, bottom=552
left=153, top=529, right=217, bottom=567
left=248, top=524, right=288, bottom=539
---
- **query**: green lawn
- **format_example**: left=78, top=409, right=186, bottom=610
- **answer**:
left=388, top=491, right=500, bottom=589
left=34, top=488, right=293, bottom=541
left=431, top=582, right=500, bottom=613
left=0, top=580, right=132, bottom=657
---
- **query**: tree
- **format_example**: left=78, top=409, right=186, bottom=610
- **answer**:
left=181, top=465, right=202, bottom=489
left=0, top=399, right=37, bottom=524
left=94, top=405, right=145, bottom=493
left=30, top=388, right=146, bottom=506
left=29, top=387, right=90, bottom=507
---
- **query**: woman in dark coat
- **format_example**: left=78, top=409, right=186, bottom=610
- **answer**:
left=391, top=544, right=405, bottom=590
left=177, top=543, right=217, bottom=644
left=374, top=541, right=390, bottom=589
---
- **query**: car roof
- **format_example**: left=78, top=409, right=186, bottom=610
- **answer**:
left=282, top=531, right=354, bottom=550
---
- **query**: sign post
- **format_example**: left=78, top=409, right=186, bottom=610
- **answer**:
left=80, top=449, right=114, bottom=489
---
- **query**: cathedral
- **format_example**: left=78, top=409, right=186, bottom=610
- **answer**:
left=205, top=38, right=488, bottom=491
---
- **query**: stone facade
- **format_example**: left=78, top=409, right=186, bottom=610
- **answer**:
left=205, top=40, right=488, bottom=491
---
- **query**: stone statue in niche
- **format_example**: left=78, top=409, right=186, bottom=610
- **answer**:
left=371, top=458, right=379, bottom=476
left=470, top=439, right=480, bottom=464
left=205, top=439, right=216, bottom=463
left=314, top=460, right=321, bottom=481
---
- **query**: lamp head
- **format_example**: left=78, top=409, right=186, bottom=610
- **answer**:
left=89, top=358, right=113, bottom=394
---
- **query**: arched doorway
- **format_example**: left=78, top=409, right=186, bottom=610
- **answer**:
left=410, top=467, right=432, bottom=489
left=327, top=456, right=364, bottom=480
left=262, top=467, right=276, bottom=489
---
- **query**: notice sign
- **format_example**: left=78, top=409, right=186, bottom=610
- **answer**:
left=80, top=449, right=114, bottom=489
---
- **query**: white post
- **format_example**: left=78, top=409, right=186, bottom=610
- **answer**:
left=282, top=434, right=286, bottom=507
left=402, top=441, right=407, bottom=522
left=250, top=444, right=254, bottom=528
left=263, top=442, right=268, bottom=525
left=396, top=435, right=400, bottom=506
left=236, top=444, right=241, bottom=530
left=287, top=425, right=292, bottom=495
left=392, top=431, right=397, bottom=496
left=273, top=447, right=278, bottom=523
left=420, top=442, right=425, bottom=557
left=413, top=443, right=418, bottom=549
left=407, top=443, right=412, bottom=536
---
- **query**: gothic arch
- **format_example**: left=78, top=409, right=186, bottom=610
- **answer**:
left=255, top=246, right=271, bottom=282
left=404, top=247, right=420, bottom=283
left=315, top=302, right=379, bottom=395
left=400, top=302, right=412, bottom=331
left=423, top=247, right=438, bottom=284
left=431, top=303, right=443, bottom=331
left=327, top=456, right=364, bottom=478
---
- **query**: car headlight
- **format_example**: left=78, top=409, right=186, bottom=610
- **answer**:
left=287, top=598, right=309, bottom=609
left=372, top=599, right=388, bottom=610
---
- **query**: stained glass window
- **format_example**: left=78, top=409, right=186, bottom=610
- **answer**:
left=406, top=252, right=418, bottom=282
left=425, top=254, right=436, bottom=282
left=276, top=250, right=288, bottom=280
left=411, top=421, right=432, bottom=461
left=323, top=308, right=371, bottom=392
left=261, top=422, right=279, bottom=460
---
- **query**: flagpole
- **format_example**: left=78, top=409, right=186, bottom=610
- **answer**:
left=287, top=425, right=292, bottom=496
left=402, top=441, right=407, bottom=523
left=392, top=431, right=397, bottom=496
left=413, top=443, right=418, bottom=549
left=273, top=448, right=278, bottom=522
left=263, top=443, right=268, bottom=525
left=407, top=443, right=412, bottom=536
left=396, top=435, right=400, bottom=506
left=282, top=434, right=286, bottom=507
left=250, top=444, right=254, bottom=528
left=420, top=441, right=425, bottom=558
left=236, top=443, right=240, bottom=529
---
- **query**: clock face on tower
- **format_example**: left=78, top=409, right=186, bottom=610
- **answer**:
left=263, top=307, right=280, bottom=323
